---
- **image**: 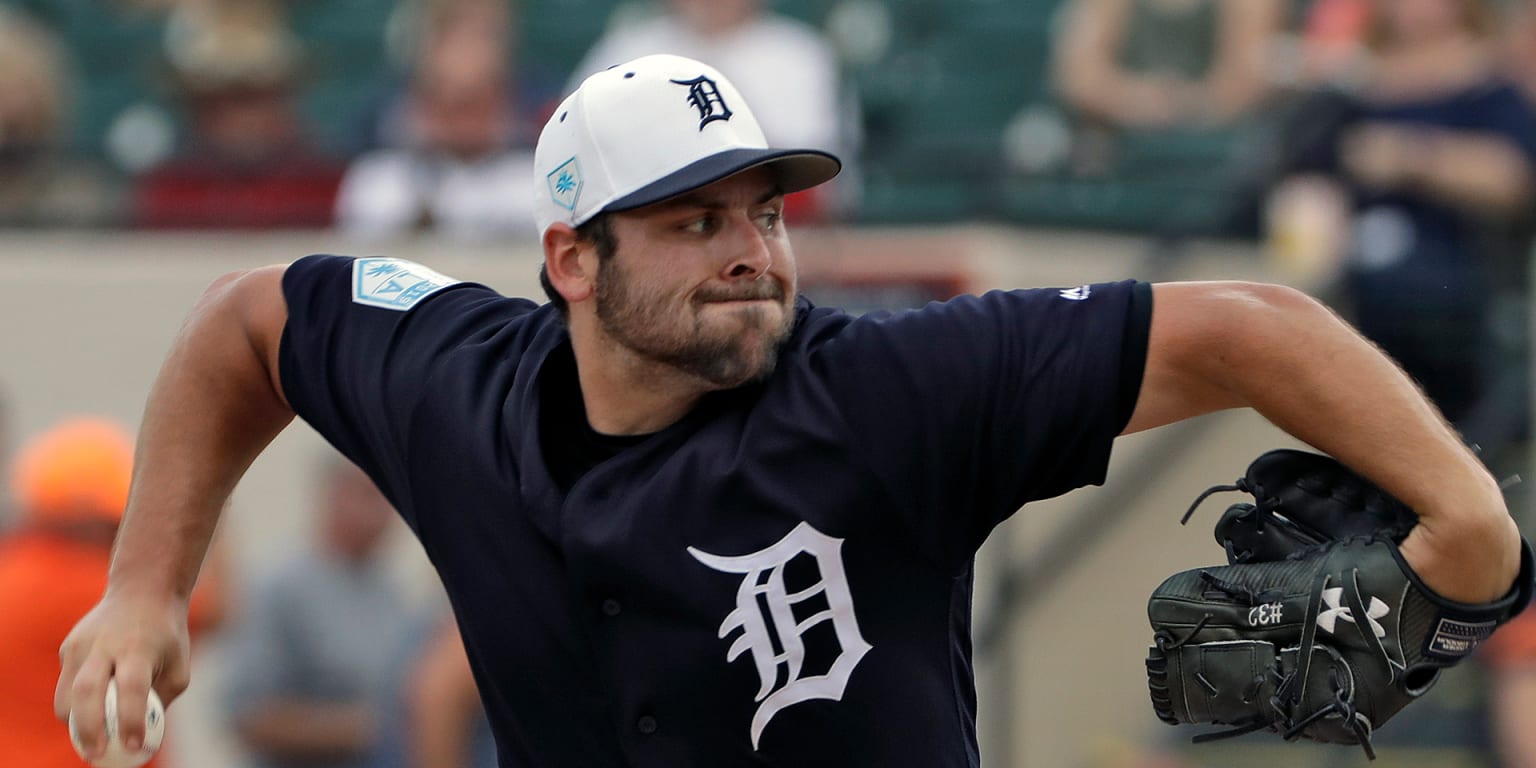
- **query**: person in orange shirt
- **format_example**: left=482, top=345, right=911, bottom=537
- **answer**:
left=1483, top=607, right=1536, bottom=767
left=0, top=418, right=225, bottom=767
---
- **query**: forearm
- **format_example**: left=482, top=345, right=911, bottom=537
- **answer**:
left=1412, top=131, right=1533, bottom=214
left=1200, top=0, right=1282, bottom=121
left=1054, top=0, right=1153, bottom=125
left=109, top=268, right=293, bottom=603
left=1205, top=286, right=1481, bottom=502
left=235, top=700, right=376, bottom=759
left=1141, top=282, right=1519, bottom=600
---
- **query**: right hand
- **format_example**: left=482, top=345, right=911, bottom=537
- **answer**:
left=55, top=590, right=192, bottom=761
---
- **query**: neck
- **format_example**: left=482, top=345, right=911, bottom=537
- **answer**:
left=568, top=319, right=710, bottom=435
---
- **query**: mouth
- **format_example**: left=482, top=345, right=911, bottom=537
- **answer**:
left=704, top=297, right=776, bottom=306
left=695, top=285, right=786, bottom=306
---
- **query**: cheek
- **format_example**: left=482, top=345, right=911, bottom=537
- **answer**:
left=773, top=246, right=798, bottom=288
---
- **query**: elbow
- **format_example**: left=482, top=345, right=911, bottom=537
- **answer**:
left=197, top=266, right=283, bottom=310
left=1176, top=281, right=1330, bottom=375
left=1200, top=280, right=1326, bottom=333
left=1236, top=281, right=1322, bottom=316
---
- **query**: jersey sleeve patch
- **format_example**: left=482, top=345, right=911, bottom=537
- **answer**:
left=351, top=257, right=463, bottom=311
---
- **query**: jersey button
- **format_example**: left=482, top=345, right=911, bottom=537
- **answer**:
left=601, top=598, right=622, bottom=617
left=637, top=715, right=658, bottom=735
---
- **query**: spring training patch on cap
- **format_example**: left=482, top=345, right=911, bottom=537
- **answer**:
left=547, top=156, right=582, bottom=211
left=352, top=258, right=461, bottom=311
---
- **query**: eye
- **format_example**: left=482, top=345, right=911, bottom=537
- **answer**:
left=755, top=211, right=782, bottom=233
left=680, top=215, right=716, bottom=235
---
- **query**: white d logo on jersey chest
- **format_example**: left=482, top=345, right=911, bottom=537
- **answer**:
left=688, top=522, right=872, bottom=749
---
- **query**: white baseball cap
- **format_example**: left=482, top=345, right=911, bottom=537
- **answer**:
left=532, top=54, right=842, bottom=236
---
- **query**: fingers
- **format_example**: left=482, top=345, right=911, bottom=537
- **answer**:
left=55, top=632, right=83, bottom=721
left=113, top=662, right=155, bottom=752
left=63, top=655, right=114, bottom=760
left=55, top=598, right=194, bottom=760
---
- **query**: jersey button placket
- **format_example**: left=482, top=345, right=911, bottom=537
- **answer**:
left=636, top=715, right=658, bottom=735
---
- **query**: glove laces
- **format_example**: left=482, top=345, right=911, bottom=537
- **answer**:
left=1180, top=481, right=1247, bottom=525
left=1271, top=568, right=1383, bottom=760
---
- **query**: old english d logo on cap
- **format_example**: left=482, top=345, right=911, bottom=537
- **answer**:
left=670, top=75, right=733, bottom=131
left=531, top=54, right=840, bottom=236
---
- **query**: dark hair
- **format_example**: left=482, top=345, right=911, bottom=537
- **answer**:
left=539, top=213, right=617, bottom=318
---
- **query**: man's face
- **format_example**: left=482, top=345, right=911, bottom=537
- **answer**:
left=594, top=167, right=796, bottom=389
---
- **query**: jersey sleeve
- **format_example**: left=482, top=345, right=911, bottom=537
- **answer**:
left=278, top=254, right=535, bottom=519
left=817, top=280, right=1150, bottom=565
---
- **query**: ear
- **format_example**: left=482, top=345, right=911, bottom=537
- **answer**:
left=542, top=223, right=596, bottom=306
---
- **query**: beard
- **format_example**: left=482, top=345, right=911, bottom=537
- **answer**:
left=594, top=255, right=794, bottom=388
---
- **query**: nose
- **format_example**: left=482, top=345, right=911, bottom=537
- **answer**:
left=722, top=214, right=772, bottom=281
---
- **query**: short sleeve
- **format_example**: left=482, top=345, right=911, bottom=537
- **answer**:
left=278, top=255, right=536, bottom=514
left=817, top=280, right=1149, bottom=563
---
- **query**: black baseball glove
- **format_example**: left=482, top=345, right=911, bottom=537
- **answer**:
left=1145, top=449, right=1534, bottom=759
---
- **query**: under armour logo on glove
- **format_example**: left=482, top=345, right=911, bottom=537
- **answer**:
left=1318, top=587, right=1390, bottom=638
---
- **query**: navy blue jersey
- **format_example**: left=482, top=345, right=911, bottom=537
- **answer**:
left=279, top=255, right=1151, bottom=767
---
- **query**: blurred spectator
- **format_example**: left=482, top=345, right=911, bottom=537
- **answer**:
left=1501, top=0, right=1536, bottom=102
left=0, top=7, right=125, bottom=228
left=1053, top=0, right=1287, bottom=130
left=223, top=458, right=415, bottom=768
left=1483, top=613, right=1536, bottom=767
left=569, top=0, right=855, bottom=222
left=133, top=0, right=343, bottom=228
left=0, top=417, right=225, bottom=768
left=404, top=623, right=493, bottom=768
left=336, top=0, right=549, bottom=242
left=1266, top=0, right=1536, bottom=447
left=386, top=615, right=497, bottom=768
left=1287, top=0, right=1374, bottom=89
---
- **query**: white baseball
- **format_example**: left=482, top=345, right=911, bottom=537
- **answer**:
left=68, top=679, right=165, bottom=768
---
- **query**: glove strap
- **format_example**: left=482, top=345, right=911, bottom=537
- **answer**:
left=1278, top=571, right=1332, bottom=705
left=1343, top=569, right=1395, bottom=684
left=1390, top=536, right=1535, bottom=663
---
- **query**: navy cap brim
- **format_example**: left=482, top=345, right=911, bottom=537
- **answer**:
left=604, top=148, right=842, bottom=213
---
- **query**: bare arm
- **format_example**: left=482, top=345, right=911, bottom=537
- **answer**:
left=1054, top=0, right=1281, bottom=126
left=409, top=621, right=484, bottom=768
left=1054, top=0, right=1156, bottom=125
left=1200, top=0, right=1284, bottom=121
left=1124, top=282, right=1521, bottom=603
left=56, top=264, right=294, bottom=759
left=1342, top=125, right=1535, bottom=216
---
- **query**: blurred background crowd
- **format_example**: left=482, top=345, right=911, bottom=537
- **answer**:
left=7, top=0, right=1536, bottom=766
